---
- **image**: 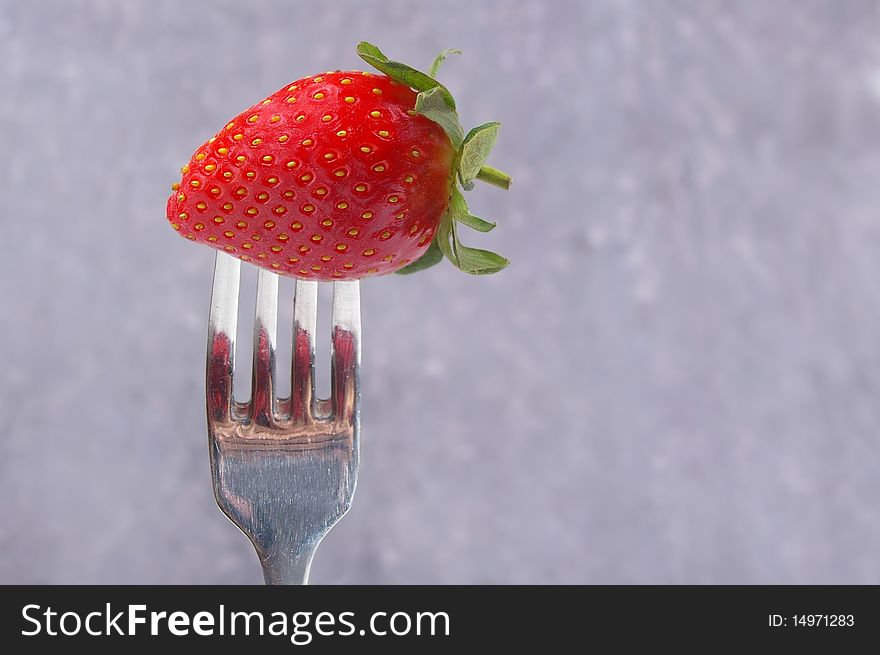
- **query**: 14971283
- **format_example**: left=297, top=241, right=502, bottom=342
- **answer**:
left=768, top=614, right=855, bottom=628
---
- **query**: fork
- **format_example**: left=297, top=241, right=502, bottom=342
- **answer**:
left=206, top=252, right=361, bottom=585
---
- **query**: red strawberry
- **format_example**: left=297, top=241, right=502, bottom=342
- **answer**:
left=167, top=43, right=510, bottom=280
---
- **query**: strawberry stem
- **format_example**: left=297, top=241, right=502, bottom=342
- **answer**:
left=475, top=165, right=511, bottom=190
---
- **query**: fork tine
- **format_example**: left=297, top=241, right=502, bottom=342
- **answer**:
left=291, top=279, right=318, bottom=422
left=250, top=268, right=278, bottom=426
left=330, top=280, right=361, bottom=423
left=206, top=252, right=241, bottom=424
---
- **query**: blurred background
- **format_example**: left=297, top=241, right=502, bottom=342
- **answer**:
left=2, top=0, right=880, bottom=583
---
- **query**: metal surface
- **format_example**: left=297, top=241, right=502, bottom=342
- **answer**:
left=206, top=253, right=361, bottom=585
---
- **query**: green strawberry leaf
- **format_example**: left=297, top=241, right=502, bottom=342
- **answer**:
left=447, top=186, right=494, bottom=231
left=459, top=122, right=501, bottom=185
left=357, top=42, right=456, bottom=109
left=456, top=212, right=496, bottom=232
left=454, top=243, right=510, bottom=275
left=429, top=49, right=462, bottom=77
left=395, top=239, right=443, bottom=274
left=415, top=87, right=464, bottom=148
left=435, top=189, right=508, bottom=274
left=446, top=186, right=469, bottom=223
left=451, top=220, right=508, bottom=274
left=436, top=212, right=458, bottom=265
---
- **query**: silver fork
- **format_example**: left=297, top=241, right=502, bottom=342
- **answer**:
left=206, top=252, right=361, bottom=585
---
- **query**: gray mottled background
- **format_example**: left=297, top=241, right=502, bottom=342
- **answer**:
left=2, top=0, right=880, bottom=584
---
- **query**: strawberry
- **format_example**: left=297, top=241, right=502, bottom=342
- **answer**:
left=166, top=42, right=509, bottom=280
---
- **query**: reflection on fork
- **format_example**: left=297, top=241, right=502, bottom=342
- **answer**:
left=206, top=252, right=361, bottom=585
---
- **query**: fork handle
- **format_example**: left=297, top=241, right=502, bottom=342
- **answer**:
left=259, top=545, right=318, bottom=585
